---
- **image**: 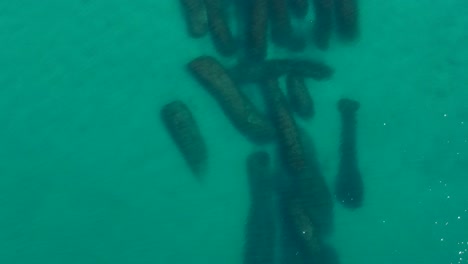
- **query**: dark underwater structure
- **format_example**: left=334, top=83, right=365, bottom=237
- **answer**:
left=161, top=0, right=365, bottom=262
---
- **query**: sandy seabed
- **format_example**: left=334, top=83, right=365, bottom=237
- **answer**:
left=0, top=1, right=467, bottom=263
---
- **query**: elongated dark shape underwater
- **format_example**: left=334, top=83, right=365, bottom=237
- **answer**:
left=268, top=0, right=293, bottom=47
left=286, top=73, right=314, bottom=119
left=278, top=186, right=340, bottom=264
left=277, top=210, right=308, bottom=264
left=277, top=195, right=320, bottom=264
left=288, top=59, right=335, bottom=79
left=268, top=0, right=306, bottom=51
left=243, top=151, right=276, bottom=264
left=179, top=0, right=208, bottom=38
left=205, top=0, right=237, bottom=56
left=335, top=98, right=363, bottom=209
left=228, top=58, right=333, bottom=85
left=244, top=0, right=269, bottom=61
left=311, top=0, right=334, bottom=50
left=296, top=128, right=335, bottom=235
left=188, top=56, right=275, bottom=143
left=161, top=100, right=207, bottom=178
left=262, top=78, right=307, bottom=175
left=262, top=79, right=334, bottom=235
left=334, top=0, right=359, bottom=41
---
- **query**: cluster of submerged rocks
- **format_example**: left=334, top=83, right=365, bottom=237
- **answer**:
left=161, top=0, right=363, bottom=263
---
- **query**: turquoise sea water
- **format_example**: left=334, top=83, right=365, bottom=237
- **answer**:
left=0, top=1, right=467, bottom=263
